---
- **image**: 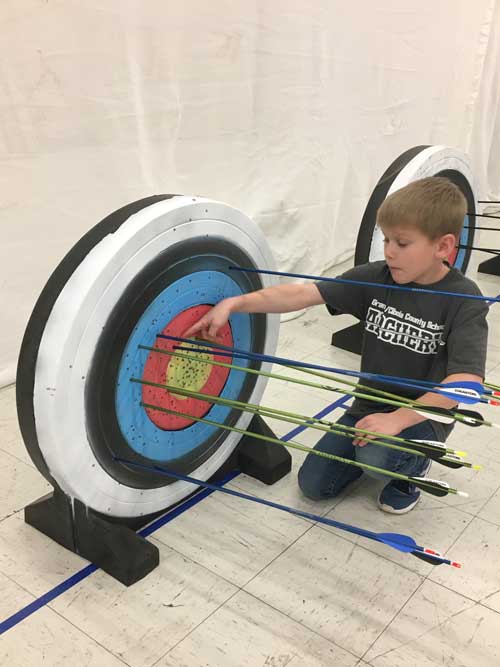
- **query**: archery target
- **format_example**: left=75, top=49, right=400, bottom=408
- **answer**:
left=17, top=195, right=279, bottom=517
left=355, top=145, right=476, bottom=272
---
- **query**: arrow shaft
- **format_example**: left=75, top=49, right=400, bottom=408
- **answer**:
left=134, top=377, right=431, bottom=458
left=162, top=334, right=487, bottom=404
left=170, top=344, right=489, bottom=426
left=145, top=344, right=491, bottom=428
left=113, top=457, right=398, bottom=543
left=228, top=265, right=500, bottom=305
left=141, top=400, right=461, bottom=496
left=113, top=457, right=458, bottom=565
left=457, top=245, right=500, bottom=256
left=137, top=379, right=475, bottom=468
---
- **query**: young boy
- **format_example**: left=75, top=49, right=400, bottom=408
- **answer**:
left=185, top=177, right=488, bottom=513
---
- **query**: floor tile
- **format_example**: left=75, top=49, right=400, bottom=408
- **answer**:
left=477, top=486, right=500, bottom=526
left=448, top=420, right=500, bottom=465
left=244, top=525, right=423, bottom=657
left=49, top=541, right=237, bottom=667
left=158, top=590, right=358, bottom=667
left=481, top=590, right=500, bottom=614
left=428, top=517, right=500, bottom=603
left=319, top=477, right=472, bottom=575
left=0, top=385, right=34, bottom=467
left=0, top=573, right=124, bottom=667
left=228, top=453, right=349, bottom=520
left=276, top=312, right=333, bottom=359
left=0, top=512, right=89, bottom=597
left=364, top=580, right=498, bottom=667
left=153, top=487, right=312, bottom=587
left=0, top=450, right=51, bottom=520
left=421, top=444, right=500, bottom=516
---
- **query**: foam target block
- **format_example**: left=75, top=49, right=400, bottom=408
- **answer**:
left=17, top=195, right=280, bottom=517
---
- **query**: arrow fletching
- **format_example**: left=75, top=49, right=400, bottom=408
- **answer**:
left=377, top=532, right=418, bottom=553
left=409, top=476, right=468, bottom=498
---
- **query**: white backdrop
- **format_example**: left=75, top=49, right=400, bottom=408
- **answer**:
left=1, top=0, right=500, bottom=386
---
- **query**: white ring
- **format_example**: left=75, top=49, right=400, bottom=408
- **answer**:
left=369, top=146, right=474, bottom=262
left=32, top=197, right=279, bottom=516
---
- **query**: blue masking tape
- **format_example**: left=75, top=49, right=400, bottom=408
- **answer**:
left=0, top=396, right=348, bottom=634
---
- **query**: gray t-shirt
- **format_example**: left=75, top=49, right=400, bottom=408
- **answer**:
left=316, top=261, right=489, bottom=440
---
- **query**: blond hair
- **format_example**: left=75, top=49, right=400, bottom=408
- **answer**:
left=376, top=177, right=467, bottom=239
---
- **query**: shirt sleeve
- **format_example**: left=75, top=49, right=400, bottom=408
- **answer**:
left=446, top=298, right=489, bottom=378
left=315, top=262, right=384, bottom=321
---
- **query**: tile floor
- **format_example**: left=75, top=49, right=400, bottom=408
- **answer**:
left=1, top=261, right=500, bottom=666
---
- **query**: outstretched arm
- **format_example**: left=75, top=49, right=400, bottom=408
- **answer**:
left=184, top=283, right=324, bottom=340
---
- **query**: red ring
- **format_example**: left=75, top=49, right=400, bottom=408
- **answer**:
left=142, top=305, right=233, bottom=430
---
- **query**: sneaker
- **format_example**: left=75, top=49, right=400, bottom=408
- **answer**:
left=378, top=480, right=420, bottom=514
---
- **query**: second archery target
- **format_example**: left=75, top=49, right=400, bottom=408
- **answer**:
left=17, top=195, right=280, bottom=518
left=355, top=145, right=476, bottom=272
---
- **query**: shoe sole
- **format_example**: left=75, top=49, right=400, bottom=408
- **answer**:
left=377, top=495, right=421, bottom=514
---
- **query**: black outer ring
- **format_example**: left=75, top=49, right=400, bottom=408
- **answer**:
left=354, top=146, right=429, bottom=265
left=85, top=237, right=266, bottom=489
left=354, top=146, right=476, bottom=273
left=16, top=195, right=175, bottom=486
left=434, top=168, right=476, bottom=271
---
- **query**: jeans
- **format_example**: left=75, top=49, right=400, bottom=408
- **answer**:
left=297, top=413, right=440, bottom=501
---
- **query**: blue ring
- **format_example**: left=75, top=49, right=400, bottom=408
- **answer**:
left=454, top=215, right=469, bottom=269
left=115, top=271, right=250, bottom=461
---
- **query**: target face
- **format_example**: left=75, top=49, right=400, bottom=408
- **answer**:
left=17, top=196, right=279, bottom=517
left=355, top=146, right=476, bottom=272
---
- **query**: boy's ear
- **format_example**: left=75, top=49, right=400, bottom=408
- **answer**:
left=436, top=233, right=457, bottom=258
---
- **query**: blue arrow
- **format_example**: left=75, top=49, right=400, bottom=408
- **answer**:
left=112, top=457, right=460, bottom=567
left=228, top=265, right=500, bottom=305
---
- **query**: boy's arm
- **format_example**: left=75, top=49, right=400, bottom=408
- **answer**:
left=353, top=372, right=483, bottom=446
left=184, top=283, right=325, bottom=340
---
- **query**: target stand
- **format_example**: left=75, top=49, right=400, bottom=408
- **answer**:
left=478, top=255, right=500, bottom=277
left=17, top=195, right=291, bottom=586
left=330, top=145, right=477, bottom=355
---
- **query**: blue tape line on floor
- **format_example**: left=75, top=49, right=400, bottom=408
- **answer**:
left=0, top=394, right=350, bottom=635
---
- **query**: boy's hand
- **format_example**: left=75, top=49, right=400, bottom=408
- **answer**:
left=183, top=299, right=234, bottom=342
left=352, top=411, right=411, bottom=446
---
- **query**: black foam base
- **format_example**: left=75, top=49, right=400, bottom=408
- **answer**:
left=330, top=322, right=364, bottom=356
left=25, top=488, right=159, bottom=586
left=478, top=255, right=500, bottom=277
left=236, top=413, right=292, bottom=484
left=24, top=416, right=290, bottom=585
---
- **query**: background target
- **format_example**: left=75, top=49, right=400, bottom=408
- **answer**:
left=354, top=145, right=476, bottom=273
left=17, top=196, right=279, bottom=517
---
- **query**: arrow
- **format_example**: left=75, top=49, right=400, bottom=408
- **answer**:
left=158, top=333, right=489, bottom=405
left=143, top=342, right=496, bottom=430
left=467, top=211, right=500, bottom=219
left=463, top=227, right=500, bottom=232
left=112, top=456, right=461, bottom=568
left=413, top=406, right=493, bottom=428
left=457, top=245, right=500, bottom=256
left=196, top=346, right=487, bottom=406
left=227, top=265, right=500, bottom=305
left=140, top=400, right=468, bottom=499
left=132, top=378, right=478, bottom=471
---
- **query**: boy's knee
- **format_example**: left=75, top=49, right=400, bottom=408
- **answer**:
left=355, top=444, right=391, bottom=480
left=297, top=465, right=324, bottom=501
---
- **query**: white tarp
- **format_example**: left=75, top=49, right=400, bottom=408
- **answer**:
left=1, top=0, right=499, bottom=386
